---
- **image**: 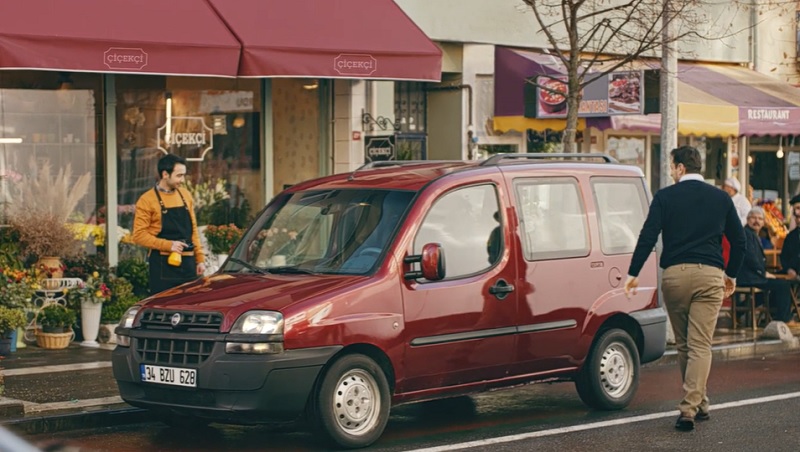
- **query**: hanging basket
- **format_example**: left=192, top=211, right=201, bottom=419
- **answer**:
left=35, top=329, right=73, bottom=349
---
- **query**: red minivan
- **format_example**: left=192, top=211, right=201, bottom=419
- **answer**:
left=112, top=154, right=665, bottom=449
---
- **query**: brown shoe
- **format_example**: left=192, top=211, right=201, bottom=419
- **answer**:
left=696, top=410, right=710, bottom=421
left=675, top=414, right=695, bottom=431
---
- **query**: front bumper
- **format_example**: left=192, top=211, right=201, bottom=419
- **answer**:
left=112, top=335, right=342, bottom=424
left=631, top=307, right=667, bottom=364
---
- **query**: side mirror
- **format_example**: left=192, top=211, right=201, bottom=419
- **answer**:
left=404, top=243, right=446, bottom=281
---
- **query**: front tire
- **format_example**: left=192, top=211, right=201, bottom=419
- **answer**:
left=575, top=328, right=640, bottom=410
left=310, top=354, right=390, bottom=449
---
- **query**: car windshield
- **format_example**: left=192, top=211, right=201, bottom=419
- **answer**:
left=223, top=189, right=414, bottom=275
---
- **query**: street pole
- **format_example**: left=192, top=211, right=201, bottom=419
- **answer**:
left=660, top=0, right=677, bottom=189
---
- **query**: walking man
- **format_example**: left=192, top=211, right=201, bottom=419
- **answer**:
left=624, top=146, right=745, bottom=431
left=132, top=154, right=206, bottom=294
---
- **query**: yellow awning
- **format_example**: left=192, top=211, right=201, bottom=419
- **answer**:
left=493, top=116, right=586, bottom=133
left=677, top=103, right=739, bottom=137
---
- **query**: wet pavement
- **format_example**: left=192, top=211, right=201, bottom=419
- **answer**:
left=1, top=323, right=799, bottom=435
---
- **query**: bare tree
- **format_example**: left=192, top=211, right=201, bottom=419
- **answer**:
left=520, top=0, right=705, bottom=151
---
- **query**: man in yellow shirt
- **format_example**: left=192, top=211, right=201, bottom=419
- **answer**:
left=132, top=154, right=205, bottom=294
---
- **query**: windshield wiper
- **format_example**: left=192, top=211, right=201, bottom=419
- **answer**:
left=267, top=266, right=320, bottom=275
left=226, top=257, right=269, bottom=274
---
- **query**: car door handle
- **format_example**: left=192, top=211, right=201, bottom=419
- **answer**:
left=489, top=279, right=515, bottom=300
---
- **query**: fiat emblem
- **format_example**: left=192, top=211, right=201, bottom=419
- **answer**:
left=171, top=313, right=182, bottom=327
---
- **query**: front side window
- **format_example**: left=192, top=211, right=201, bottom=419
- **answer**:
left=592, top=178, right=648, bottom=255
left=227, top=189, right=413, bottom=275
left=515, top=178, right=589, bottom=260
left=414, top=185, right=501, bottom=279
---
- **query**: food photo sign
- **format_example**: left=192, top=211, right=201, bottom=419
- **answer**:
left=532, top=70, right=643, bottom=118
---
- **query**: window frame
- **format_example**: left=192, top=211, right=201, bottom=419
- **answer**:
left=591, top=176, right=649, bottom=256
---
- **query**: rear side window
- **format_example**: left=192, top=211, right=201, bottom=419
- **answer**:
left=515, top=178, right=589, bottom=260
left=592, top=177, right=648, bottom=255
left=414, top=184, right=501, bottom=279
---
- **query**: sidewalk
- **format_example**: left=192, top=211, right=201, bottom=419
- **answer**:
left=1, top=325, right=799, bottom=435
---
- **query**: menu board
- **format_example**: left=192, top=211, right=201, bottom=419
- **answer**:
left=533, top=70, right=643, bottom=118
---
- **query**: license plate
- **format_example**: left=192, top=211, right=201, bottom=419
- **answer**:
left=140, top=364, right=197, bottom=388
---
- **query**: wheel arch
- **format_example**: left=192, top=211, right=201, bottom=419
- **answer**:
left=592, top=314, right=644, bottom=362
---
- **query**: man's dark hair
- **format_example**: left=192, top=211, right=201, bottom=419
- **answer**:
left=157, top=154, right=187, bottom=178
left=670, top=146, right=702, bottom=174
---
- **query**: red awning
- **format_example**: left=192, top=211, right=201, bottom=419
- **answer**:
left=0, top=0, right=241, bottom=77
left=208, top=0, right=442, bottom=81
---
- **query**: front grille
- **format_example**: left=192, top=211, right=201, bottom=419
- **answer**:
left=135, top=338, right=215, bottom=366
left=140, top=310, right=223, bottom=332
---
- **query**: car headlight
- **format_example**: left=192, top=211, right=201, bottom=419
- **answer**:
left=119, top=306, right=141, bottom=329
left=231, top=311, right=284, bottom=335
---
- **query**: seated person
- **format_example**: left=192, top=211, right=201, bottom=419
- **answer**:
left=739, top=207, right=796, bottom=325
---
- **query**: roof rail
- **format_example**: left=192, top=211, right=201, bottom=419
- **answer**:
left=479, top=153, right=618, bottom=166
left=347, top=160, right=457, bottom=180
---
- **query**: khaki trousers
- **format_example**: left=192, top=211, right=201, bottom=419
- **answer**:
left=661, top=264, right=724, bottom=417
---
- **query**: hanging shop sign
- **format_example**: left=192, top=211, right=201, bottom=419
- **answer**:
left=364, top=135, right=395, bottom=162
left=525, top=70, right=643, bottom=119
left=157, top=116, right=214, bottom=162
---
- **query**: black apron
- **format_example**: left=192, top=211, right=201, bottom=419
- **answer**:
left=149, top=188, right=197, bottom=294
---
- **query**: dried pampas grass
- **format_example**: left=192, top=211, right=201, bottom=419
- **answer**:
left=7, top=159, right=91, bottom=223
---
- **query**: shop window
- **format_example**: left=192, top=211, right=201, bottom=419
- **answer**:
left=114, top=76, right=262, bottom=260
left=395, top=82, right=427, bottom=134
left=607, top=136, right=646, bottom=174
left=515, top=178, right=589, bottom=260
left=0, top=71, right=104, bottom=253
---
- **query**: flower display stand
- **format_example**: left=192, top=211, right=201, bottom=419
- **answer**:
left=80, top=300, right=102, bottom=348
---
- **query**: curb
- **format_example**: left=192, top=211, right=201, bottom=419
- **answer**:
left=650, top=338, right=800, bottom=367
left=3, top=407, right=150, bottom=435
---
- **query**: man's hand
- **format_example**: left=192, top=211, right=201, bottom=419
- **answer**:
left=789, top=269, right=798, bottom=280
left=171, top=241, right=187, bottom=252
left=624, top=275, right=638, bottom=298
left=723, top=275, right=736, bottom=298
left=197, top=263, right=206, bottom=275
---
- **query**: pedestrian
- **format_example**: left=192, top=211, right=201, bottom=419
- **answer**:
left=132, top=154, right=206, bottom=294
left=723, top=177, right=751, bottom=225
left=779, top=194, right=800, bottom=280
left=624, top=146, right=745, bottom=432
left=737, top=207, right=795, bottom=325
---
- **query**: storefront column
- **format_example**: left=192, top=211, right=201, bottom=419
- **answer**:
left=104, top=74, right=119, bottom=267
left=263, top=79, right=274, bottom=202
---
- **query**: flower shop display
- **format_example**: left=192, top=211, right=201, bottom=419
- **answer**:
left=73, top=272, right=111, bottom=347
left=0, top=306, right=27, bottom=355
left=185, top=178, right=230, bottom=226
left=204, top=224, right=243, bottom=256
left=35, top=304, right=77, bottom=349
left=98, top=277, right=137, bottom=344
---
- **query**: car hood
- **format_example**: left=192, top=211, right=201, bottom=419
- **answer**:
left=140, top=273, right=362, bottom=315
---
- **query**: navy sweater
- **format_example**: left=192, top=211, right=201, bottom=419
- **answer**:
left=628, top=179, right=746, bottom=278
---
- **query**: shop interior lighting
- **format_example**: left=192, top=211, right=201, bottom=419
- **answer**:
left=165, top=92, right=173, bottom=143
left=0, top=138, right=23, bottom=144
left=302, top=79, right=319, bottom=90
left=777, top=136, right=784, bottom=159
left=232, top=114, right=246, bottom=129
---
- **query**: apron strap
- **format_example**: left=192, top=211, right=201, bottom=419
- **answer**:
left=153, top=186, right=190, bottom=214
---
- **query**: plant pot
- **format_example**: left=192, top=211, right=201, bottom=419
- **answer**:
left=37, top=256, right=64, bottom=279
left=0, top=335, right=13, bottom=355
left=80, top=300, right=102, bottom=348
left=35, top=329, right=73, bottom=349
left=98, top=323, right=118, bottom=345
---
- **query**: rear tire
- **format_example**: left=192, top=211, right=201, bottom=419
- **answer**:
left=575, top=328, right=639, bottom=410
left=310, top=354, right=390, bottom=449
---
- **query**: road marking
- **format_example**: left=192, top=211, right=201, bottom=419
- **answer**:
left=25, top=396, right=124, bottom=414
left=1, top=362, right=112, bottom=377
left=403, top=391, right=800, bottom=452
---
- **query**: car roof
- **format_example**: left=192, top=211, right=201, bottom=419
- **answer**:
left=284, top=154, right=645, bottom=193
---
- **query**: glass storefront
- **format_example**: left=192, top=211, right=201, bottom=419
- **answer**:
left=0, top=71, right=104, bottom=251
left=113, top=76, right=263, bottom=260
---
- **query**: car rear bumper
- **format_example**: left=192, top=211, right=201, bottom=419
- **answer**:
left=631, top=307, right=667, bottom=364
left=112, top=343, right=342, bottom=424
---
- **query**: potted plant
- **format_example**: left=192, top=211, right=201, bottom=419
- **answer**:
left=0, top=306, right=27, bottom=355
left=204, top=224, right=243, bottom=258
left=35, top=304, right=76, bottom=349
left=6, top=159, right=91, bottom=278
left=75, top=272, right=111, bottom=347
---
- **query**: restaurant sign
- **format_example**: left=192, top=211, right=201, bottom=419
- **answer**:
left=157, top=116, right=214, bottom=162
left=525, top=70, right=643, bottom=119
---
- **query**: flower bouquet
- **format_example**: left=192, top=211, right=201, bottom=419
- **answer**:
left=77, top=272, right=112, bottom=304
left=205, top=224, right=243, bottom=255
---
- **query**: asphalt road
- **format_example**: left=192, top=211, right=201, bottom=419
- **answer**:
left=20, top=352, right=800, bottom=452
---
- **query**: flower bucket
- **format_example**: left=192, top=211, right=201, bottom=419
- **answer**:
left=35, top=329, right=73, bottom=349
left=80, top=300, right=102, bottom=348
